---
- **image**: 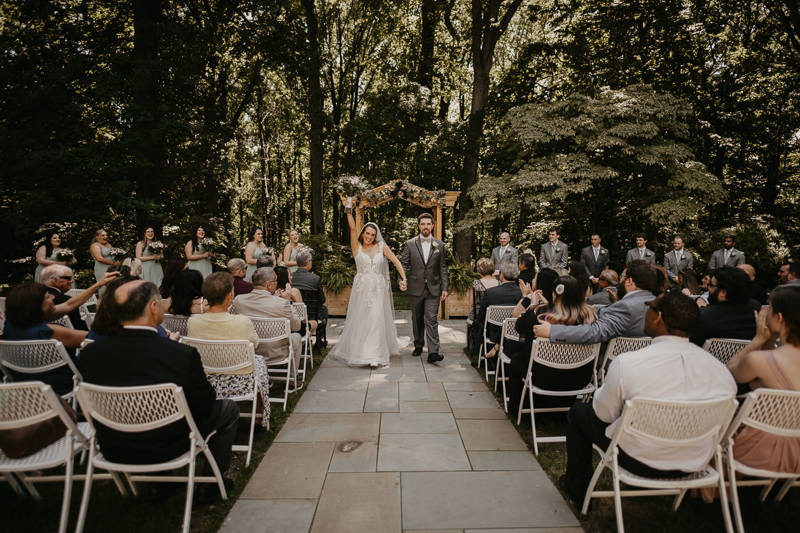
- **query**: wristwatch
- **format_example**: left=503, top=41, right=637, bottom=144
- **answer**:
left=345, top=207, right=353, bottom=214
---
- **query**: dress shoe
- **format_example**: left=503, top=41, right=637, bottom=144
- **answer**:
left=427, top=353, right=443, bottom=363
left=412, top=347, right=423, bottom=357
left=196, top=477, right=235, bottom=503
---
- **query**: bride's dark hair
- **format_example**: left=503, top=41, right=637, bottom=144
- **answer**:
left=358, top=223, right=380, bottom=245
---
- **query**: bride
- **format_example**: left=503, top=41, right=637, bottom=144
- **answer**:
left=330, top=197, right=410, bottom=367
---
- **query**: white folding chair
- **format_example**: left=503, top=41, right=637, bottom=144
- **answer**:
left=50, top=314, right=74, bottom=329
left=292, top=302, right=312, bottom=377
left=0, top=382, right=99, bottom=533
left=599, top=337, right=652, bottom=384
left=722, top=389, right=800, bottom=533
left=517, top=338, right=601, bottom=454
left=702, top=338, right=750, bottom=365
left=248, top=316, right=297, bottom=411
left=494, top=317, right=520, bottom=412
left=582, top=397, right=738, bottom=533
left=84, top=313, right=96, bottom=329
left=180, top=337, right=263, bottom=465
left=478, top=305, right=515, bottom=381
left=162, top=314, right=190, bottom=336
left=0, top=339, right=83, bottom=408
left=74, top=382, right=228, bottom=533
left=66, top=289, right=97, bottom=321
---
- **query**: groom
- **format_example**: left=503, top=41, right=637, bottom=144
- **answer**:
left=400, top=213, right=448, bottom=363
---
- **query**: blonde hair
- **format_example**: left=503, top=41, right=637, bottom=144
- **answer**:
left=92, top=229, right=107, bottom=244
left=476, top=258, right=495, bottom=277
left=122, top=258, right=143, bottom=277
left=542, top=276, right=598, bottom=326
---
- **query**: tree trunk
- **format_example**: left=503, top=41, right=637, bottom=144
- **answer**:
left=132, top=0, right=164, bottom=233
left=302, top=0, right=325, bottom=235
left=420, top=0, right=436, bottom=89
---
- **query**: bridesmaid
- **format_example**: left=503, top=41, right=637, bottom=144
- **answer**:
left=135, top=226, right=164, bottom=285
left=90, top=229, right=119, bottom=288
left=244, top=226, right=274, bottom=281
left=35, top=231, right=77, bottom=288
left=283, top=228, right=302, bottom=273
left=185, top=226, right=214, bottom=279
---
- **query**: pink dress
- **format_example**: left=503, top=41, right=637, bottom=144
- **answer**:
left=733, top=351, right=800, bottom=473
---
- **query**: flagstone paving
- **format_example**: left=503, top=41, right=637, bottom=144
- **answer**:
left=220, top=312, right=582, bottom=533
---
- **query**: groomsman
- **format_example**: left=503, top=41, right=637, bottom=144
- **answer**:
left=540, top=227, right=568, bottom=269
left=490, top=232, right=518, bottom=269
left=625, top=233, right=656, bottom=265
left=708, top=235, right=745, bottom=270
left=580, top=234, right=609, bottom=291
left=663, top=235, right=693, bottom=287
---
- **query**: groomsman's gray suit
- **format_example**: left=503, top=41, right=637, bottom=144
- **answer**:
left=663, top=249, right=693, bottom=285
left=580, top=246, right=610, bottom=279
left=625, top=247, right=656, bottom=266
left=550, top=289, right=655, bottom=344
left=400, top=235, right=448, bottom=354
left=540, top=240, right=568, bottom=269
left=490, top=245, right=518, bottom=268
left=708, top=248, right=745, bottom=270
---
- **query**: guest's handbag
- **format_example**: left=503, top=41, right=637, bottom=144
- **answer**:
left=0, top=394, right=79, bottom=458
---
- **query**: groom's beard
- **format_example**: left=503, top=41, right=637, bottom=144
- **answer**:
left=420, top=228, right=431, bottom=237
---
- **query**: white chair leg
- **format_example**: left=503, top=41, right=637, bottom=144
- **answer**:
left=15, top=471, right=42, bottom=501
left=582, top=461, right=606, bottom=514
left=775, top=477, right=797, bottom=501
left=109, top=470, right=128, bottom=496
left=246, top=392, right=257, bottom=467
left=58, top=438, right=75, bottom=533
left=500, top=361, right=509, bottom=412
left=201, top=444, right=227, bottom=499
left=530, top=390, right=538, bottom=456
left=516, top=376, right=529, bottom=425
left=75, top=444, right=97, bottom=533
left=759, top=479, right=777, bottom=501
left=182, top=446, right=198, bottom=533
left=124, top=472, right=138, bottom=497
left=671, top=488, right=688, bottom=511
left=728, top=456, right=745, bottom=533
left=611, top=454, right=625, bottom=533
left=2, top=472, right=24, bottom=495
left=716, top=452, right=735, bottom=533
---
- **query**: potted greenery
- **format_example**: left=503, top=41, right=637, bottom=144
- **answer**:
left=320, top=256, right=357, bottom=316
left=444, top=255, right=478, bottom=319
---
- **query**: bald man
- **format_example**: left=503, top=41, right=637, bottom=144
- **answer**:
left=737, top=264, right=767, bottom=305
left=490, top=233, right=518, bottom=271
left=228, top=258, right=253, bottom=297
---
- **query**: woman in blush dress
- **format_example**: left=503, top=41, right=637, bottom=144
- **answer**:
left=35, top=230, right=77, bottom=288
left=244, top=227, right=274, bottom=281
left=185, top=226, right=214, bottom=279
left=135, top=226, right=164, bottom=284
left=283, top=229, right=302, bottom=273
left=90, top=229, right=119, bottom=288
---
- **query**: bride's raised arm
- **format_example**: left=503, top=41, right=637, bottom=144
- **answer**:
left=343, top=196, right=359, bottom=258
left=383, top=244, right=407, bottom=287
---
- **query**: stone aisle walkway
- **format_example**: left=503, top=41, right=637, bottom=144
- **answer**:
left=220, top=312, right=583, bottom=533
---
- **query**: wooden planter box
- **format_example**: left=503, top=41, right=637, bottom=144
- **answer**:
left=324, top=286, right=351, bottom=317
left=443, top=291, right=471, bottom=319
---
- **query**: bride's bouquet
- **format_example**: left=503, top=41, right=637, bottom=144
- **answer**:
left=199, top=237, right=216, bottom=252
left=147, top=241, right=165, bottom=255
left=335, top=175, right=373, bottom=198
left=54, top=248, right=74, bottom=262
left=109, top=248, right=128, bottom=261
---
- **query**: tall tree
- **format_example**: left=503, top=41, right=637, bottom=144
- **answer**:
left=302, top=0, right=326, bottom=234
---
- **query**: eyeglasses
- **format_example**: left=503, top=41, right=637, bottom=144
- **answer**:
left=58, top=276, right=74, bottom=281
left=645, top=301, right=660, bottom=314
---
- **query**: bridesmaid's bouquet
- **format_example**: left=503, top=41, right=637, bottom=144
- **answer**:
left=147, top=241, right=164, bottom=254
left=109, top=248, right=128, bottom=261
left=299, top=245, right=314, bottom=255
left=264, top=247, right=274, bottom=255
left=199, top=237, right=216, bottom=252
left=54, top=249, right=74, bottom=262
left=335, top=175, right=373, bottom=198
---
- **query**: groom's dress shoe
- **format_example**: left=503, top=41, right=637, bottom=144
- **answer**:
left=427, top=353, right=443, bottom=363
left=412, top=347, right=423, bottom=357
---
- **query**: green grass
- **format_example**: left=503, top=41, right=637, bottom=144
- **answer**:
left=466, top=348, right=800, bottom=533
left=2, top=348, right=330, bottom=533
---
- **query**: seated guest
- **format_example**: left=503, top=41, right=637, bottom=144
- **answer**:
left=777, top=262, right=799, bottom=287
left=40, top=265, right=87, bottom=331
left=80, top=280, right=239, bottom=498
left=256, top=254, right=276, bottom=269
left=490, top=232, right=518, bottom=271
left=3, top=282, right=90, bottom=395
left=233, top=267, right=303, bottom=388
left=469, top=258, right=500, bottom=321
left=292, top=251, right=327, bottom=348
left=227, top=258, right=253, bottom=297
left=274, top=265, right=312, bottom=337
left=568, top=262, right=592, bottom=296
left=473, top=262, right=522, bottom=364
left=186, top=272, right=269, bottom=426
left=561, top=292, right=736, bottom=504
left=625, top=232, right=655, bottom=265
left=690, top=267, right=761, bottom=348
left=518, top=253, right=537, bottom=286
left=725, top=284, right=800, bottom=474
left=606, top=260, right=625, bottom=282
left=678, top=269, right=702, bottom=297
left=159, top=259, right=187, bottom=298
left=586, top=269, right=618, bottom=305
left=169, top=269, right=207, bottom=316
left=89, top=276, right=177, bottom=341
left=736, top=264, right=767, bottom=305
left=652, top=264, right=670, bottom=296
left=509, top=274, right=597, bottom=415
left=535, top=259, right=656, bottom=343
left=580, top=234, right=609, bottom=291
left=122, top=257, right=143, bottom=278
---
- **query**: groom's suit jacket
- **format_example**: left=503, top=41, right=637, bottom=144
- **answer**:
left=400, top=235, right=448, bottom=298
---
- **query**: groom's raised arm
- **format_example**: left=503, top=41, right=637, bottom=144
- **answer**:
left=400, top=241, right=411, bottom=285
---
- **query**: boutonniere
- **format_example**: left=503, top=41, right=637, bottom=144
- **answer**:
left=600, top=250, right=606, bottom=255
left=555, top=248, right=561, bottom=253
left=645, top=252, right=651, bottom=257
left=732, top=252, right=737, bottom=257
left=681, top=255, right=686, bottom=260
left=432, top=241, right=439, bottom=249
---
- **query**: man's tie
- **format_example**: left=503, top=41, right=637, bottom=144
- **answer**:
left=639, top=249, right=644, bottom=259
left=594, top=248, right=599, bottom=261
left=724, top=250, right=731, bottom=264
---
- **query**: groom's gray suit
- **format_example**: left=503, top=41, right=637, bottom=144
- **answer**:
left=400, top=235, right=448, bottom=354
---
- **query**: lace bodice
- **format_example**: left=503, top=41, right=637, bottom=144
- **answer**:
left=353, top=242, right=388, bottom=307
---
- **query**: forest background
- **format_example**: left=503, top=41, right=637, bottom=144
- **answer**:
left=2, top=0, right=799, bottom=289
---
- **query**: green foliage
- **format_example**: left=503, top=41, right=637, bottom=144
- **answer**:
left=319, top=256, right=356, bottom=295
left=447, top=254, right=478, bottom=297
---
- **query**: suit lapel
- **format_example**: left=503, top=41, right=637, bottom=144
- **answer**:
left=415, top=236, right=425, bottom=265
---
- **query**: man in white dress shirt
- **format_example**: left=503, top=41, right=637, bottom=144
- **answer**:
left=560, top=292, right=736, bottom=504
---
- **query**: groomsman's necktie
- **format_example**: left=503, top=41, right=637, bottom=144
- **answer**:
left=639, top=249, right=644, bottom=259
left=594, top=248, right=599, bottom=261
left=724, top=250, right=731, bottom=264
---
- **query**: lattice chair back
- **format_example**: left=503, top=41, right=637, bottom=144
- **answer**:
left=532, top=338, right=601, bottom=370
left=162, top=314, right=189, bottom=336
left=66, top=289, right=98, bottom=308
left=618, top=397, right=737, bottom=449
left=725, top=389, right=800, bottom=440
left=702, top=338, right=750, bottom=365
left=248, top=316, right=292, bottom=343
left=180, top=337, right=257, bottom=374
left=600, top=337, right=652, bottom=383
left=0, top=339, right=81, bottom=379
left=0, top=381, right=84, bottom=435
left=486, top=305, right=514, bottom=328
left=50, top=315, right=74, bottom=329
left=292, top=302, right=308, bottom=325
left=228, top=305, right=237, bottom=315
left=75, top=382, right=190, bottom=434
left=501, top=318, right=521, bottom=343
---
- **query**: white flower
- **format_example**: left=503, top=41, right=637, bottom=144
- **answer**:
left=600, top=250, right=605, bottom=255
left=432, top=241, right=439, bottom=249
left=556, top=248, right=561, bottom=253
left=732, top=252, right=737, bottom=257
left=646, top=252, right=651, bottom=257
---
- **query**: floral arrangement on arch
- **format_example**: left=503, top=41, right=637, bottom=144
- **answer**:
left=337, top=178, right=447, bottom=207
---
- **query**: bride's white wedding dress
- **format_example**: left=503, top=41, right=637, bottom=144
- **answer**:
left=331, top=242, right=410, bottom=366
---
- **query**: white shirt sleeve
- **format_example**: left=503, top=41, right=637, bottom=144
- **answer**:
left=593, top=358, right=625, bottom=424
